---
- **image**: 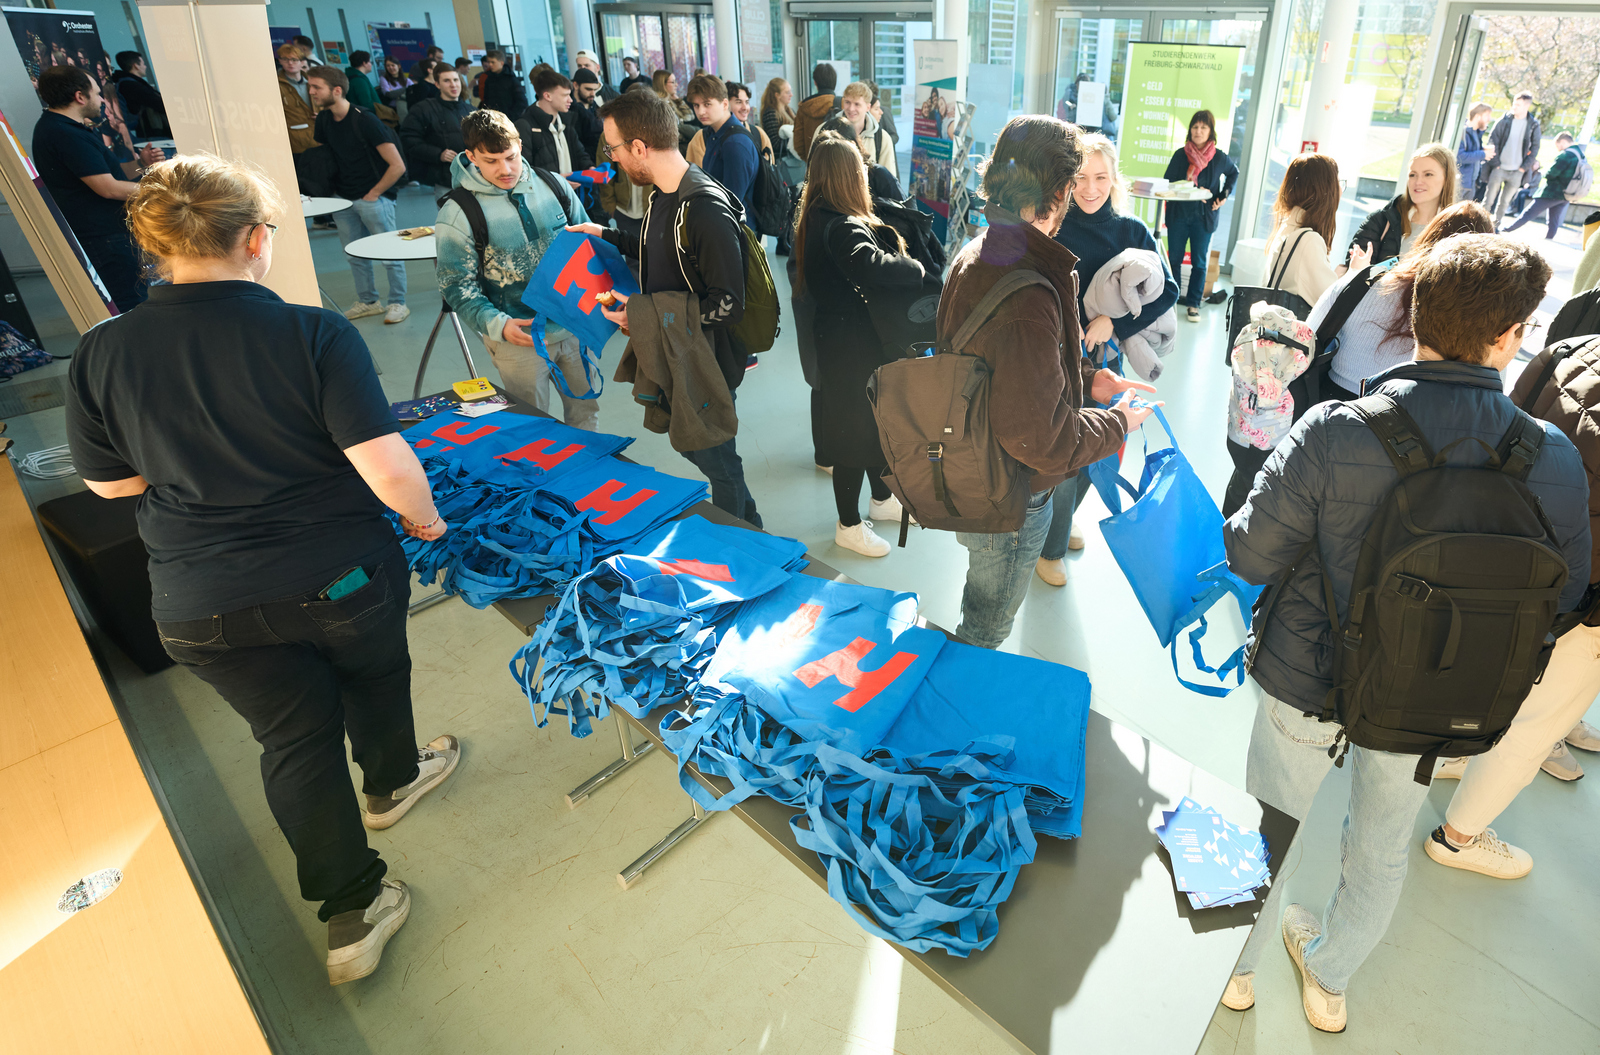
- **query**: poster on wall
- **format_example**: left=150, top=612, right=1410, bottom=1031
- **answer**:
left=322, top=40, right=347, bottom=65
left=738, top=0, right=771, bottom=64
left=2, top=9, right=138, bottom=154
left=375, top=26, right=433, bottom=67
left=1117, top=41, right=1243, bottom=182
left=910, top=39, right=959, bottom=242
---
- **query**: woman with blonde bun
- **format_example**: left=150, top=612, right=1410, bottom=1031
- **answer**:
left=63, top=153, right=460, bottom=987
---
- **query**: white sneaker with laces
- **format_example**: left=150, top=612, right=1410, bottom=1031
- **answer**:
left=1566, top=720, right=1600, bottom=752
left=1433, top=756, right=1468, bottom=780
left=1220, top=972, right=1254, bottom=1011
left=1541, top=740, right=1584, bottom=781
left=1282, top=904, right=1346, bottom=1032
left=1425, top=825, right=1532, bottom=879
left=384, top=303, right=411, bottom=324
left=835, top=519, right=890, bottom=557
left=362, top=735, right=461, bottom=829
left=345, top=300, right=384, bottom=320
left=868, top=494, right=915, bottom=525
left=326, top=878, right=410, bottom=985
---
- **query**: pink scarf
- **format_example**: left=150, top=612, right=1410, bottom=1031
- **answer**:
left=1184, top=139, right=1217, bottom=182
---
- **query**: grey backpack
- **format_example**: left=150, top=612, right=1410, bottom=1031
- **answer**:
left=866, top=270, right=1061, bottom=544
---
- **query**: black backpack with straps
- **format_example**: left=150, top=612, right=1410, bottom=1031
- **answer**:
left=1250, top=394, right=1569, bottom=784
left=435, top=167, right=572, bottom=308
left=739, top=123, right=789, bottom=237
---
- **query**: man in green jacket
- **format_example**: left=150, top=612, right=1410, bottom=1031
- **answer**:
left=1504, top=132, right=1588, bottom=240
left=435, top=109, right=599, bottom=428
left=344, top=51, right=383, bottom=111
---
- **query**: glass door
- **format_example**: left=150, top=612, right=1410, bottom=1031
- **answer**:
left=665, top=14, right=703, bottom=85
left=805, top=19, right=862, bottom=84
left=1158, top=16, right=1264, bottom=255
left=871, top=20, right=932, bottom=177
left=1052, top=16, right=1139, bottom=134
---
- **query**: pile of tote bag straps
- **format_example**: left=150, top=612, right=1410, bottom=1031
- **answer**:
left=390, top=369, right=1252, bottom=953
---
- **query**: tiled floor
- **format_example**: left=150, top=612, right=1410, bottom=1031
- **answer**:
left=8, top=184, right=1598, bottom=1053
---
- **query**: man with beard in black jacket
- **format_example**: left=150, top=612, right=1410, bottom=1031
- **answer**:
left=568, top=89, right=760, bottom=527
left=400, top=65, right=473, bottom=197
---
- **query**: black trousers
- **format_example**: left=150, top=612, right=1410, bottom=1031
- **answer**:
left=79, top=231, right=146, bottom=313
left=156, top=543, right=418, bottom=921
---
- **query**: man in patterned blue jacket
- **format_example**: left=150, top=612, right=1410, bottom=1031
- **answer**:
left=435, top=109, right=597, bottom=428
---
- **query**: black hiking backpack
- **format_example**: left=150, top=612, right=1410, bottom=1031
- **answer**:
left=1249, top=394, right=1569, bottom=785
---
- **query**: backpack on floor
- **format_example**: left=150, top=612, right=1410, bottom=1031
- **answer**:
left=1249, top=394, right=1568, bottom=785
left=866, top=270, right=1056, bottom=544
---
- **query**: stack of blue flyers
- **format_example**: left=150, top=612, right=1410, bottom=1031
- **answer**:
left=1155, top=797, right=1271, bottom=909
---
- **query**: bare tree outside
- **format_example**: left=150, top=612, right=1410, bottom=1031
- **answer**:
left=1476, top=15, right=1600, bottom=132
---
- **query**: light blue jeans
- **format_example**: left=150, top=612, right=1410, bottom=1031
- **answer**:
left=955, top=488, right=1054, bottom=649
left=334, top=196, right=407, bottom=306
left=1233, top=693, right=1433, bottom=994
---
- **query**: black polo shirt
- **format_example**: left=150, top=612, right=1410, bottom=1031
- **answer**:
left=30, top=109, right=132, bottom=239
left=315, top=105, right=401, bottom=200
left=65, top=282, right=402, bottom=621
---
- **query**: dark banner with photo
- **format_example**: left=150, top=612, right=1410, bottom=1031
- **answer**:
left=1, top=8, right=137, bottom=157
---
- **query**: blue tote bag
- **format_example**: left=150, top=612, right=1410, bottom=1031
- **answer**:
left=521, top=229, right=640, bottom=399
left=1083, top=406, right=1262, bottom=696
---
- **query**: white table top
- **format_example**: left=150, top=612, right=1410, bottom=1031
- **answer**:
left=302, top=196, right=354, bottom=216
left=342, top=230, right=437, bottom=260
left=1131, top=188, right=1214, bottom=202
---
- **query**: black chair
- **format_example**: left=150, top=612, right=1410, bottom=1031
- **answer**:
left=36, top=489, right=172, bottom=673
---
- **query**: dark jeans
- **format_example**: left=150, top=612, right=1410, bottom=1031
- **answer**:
left=80, top=231, right=146, bottom=313
left=156, top=543, right=418, bottom=922
left=1166, top=217, right=1214, bottom=307
left=1040, top=471, right=1096, bottom=561
left=681, top=436, right=762, bottom=527
left=1505, top=196, right=1570, bottom=238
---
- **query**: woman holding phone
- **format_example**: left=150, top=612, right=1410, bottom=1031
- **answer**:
left=64, top=154, right=458, bottom=987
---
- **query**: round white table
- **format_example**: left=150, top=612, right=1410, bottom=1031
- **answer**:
left=340, top=230, right=477, bottom=396
left=1130, top=188, right=1214, bottom=204
left=301, top=195, right=353, bottom=217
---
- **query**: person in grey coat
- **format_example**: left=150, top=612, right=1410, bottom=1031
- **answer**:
left=1217, top=234, right=1590, bottom=1033
left=1482, top=92, right=1541, bottom=225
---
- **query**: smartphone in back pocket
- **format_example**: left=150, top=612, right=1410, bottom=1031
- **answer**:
left=321, top=567, right=370, bottom=601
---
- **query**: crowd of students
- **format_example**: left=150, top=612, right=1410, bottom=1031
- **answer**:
left=40, top=45, right=1600, bottom=1038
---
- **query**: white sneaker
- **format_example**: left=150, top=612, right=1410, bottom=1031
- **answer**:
left=362, top=735, right=461, bottom=829
left=384, top=302, right=411, bottom=324
left=344, top=300, right=384, bottom=320
left=1067, top=522, right=1086, bottom=551
left=327, top=878, right=410, bottom=985
left=1425, top=825, right=1533, bottom=879
left=835, top=519, right=890, bottom=557
left=1565, top=719, right=1600, bottom=752
left=1433, top=756, right=1468, bottom=780
left=1281, top=904, right=1346, bottom=1033
left=1220, top=972, right=1255, bottom=1011
left=868, top=494, right=915, bottom=525
left=1541, top=740, right=1584, bottom=781
left=1035, top=558, right=1067, bottom=587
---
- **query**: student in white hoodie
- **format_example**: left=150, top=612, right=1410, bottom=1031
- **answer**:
left=839, top=81, right=897, bottom=180
left=1222, top=152, right=1345, bottom=515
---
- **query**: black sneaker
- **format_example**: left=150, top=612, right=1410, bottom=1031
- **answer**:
left=327, top=879, right=410, bottom=985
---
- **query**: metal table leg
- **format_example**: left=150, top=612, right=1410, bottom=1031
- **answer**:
left=407, top=589, right=451, bottom=616
left=618, top=798, right=710, bottom=890
left=565, top=697, right=654, bottom=808
left=411, top=306, right=480, bottom=398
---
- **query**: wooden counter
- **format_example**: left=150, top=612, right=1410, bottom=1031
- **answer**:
left=0, top=462, right=271, bottom=1053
